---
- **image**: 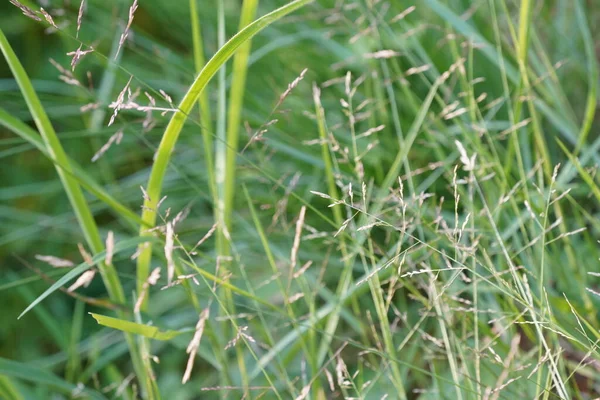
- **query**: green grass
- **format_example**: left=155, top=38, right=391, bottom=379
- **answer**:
left=1, top=0, right=600, bottom=399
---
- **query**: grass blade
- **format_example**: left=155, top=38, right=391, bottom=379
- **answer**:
left=0, top=376, right=24, bottom=400
left=189, top=0, right=216, bottom=200
left=18, top=236, right=154, bottom=319
left=136, top=0, right=314, bottom=306
left=90, top=313, right=185, bottom=341
left=573, top=0, right=598, bottom=154
left=224, top=0, right=259, bottom=231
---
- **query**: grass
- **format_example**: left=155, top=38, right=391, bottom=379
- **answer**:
left=1, top=0, right=600, bottom=399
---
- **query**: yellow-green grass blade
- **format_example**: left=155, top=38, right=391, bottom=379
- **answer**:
left=0, top=376, right=24, bottom=400
left=90, top=313, right=186, bottom=341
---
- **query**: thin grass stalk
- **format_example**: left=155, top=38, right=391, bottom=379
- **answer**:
left=518, top=13, right=552, bottom=180
left=214, top=0, right=251, bottom=394
left=312, top=85, right=352, bottom=366
left=189, top=0, right=216, bottom=200
left=243, top=186, right=320, bottom=397
left=573, top=0, right=598, bottom=154
left=362, top=241, right=407, bottom=398
left=65, top=300, right=85, bottom=383
left=515, top=3, right=586, bottom=341
left=215, top=0, right=227, bottom=255
left=0, top=28, right=154, bottom=399
left=224, top=0, right=259, bottom=232
left=511, top=1, right=595, bottom=318
left=315, top=78, right=442, bottom=366
left=135, top=0, right=314, bottom=308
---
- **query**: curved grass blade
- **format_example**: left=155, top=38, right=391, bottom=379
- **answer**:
left=136, top=0, right=314, bottom=305
left=0, top=358, right=107, bottom=400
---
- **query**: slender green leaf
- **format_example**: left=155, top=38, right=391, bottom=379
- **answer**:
left=90, top=313, right=185, bottom=341
left=573, top=0, right=598, bottom=153
left=189, top=0, right=216, bottom=201
left=224, top=0, right=260, bottom=230
left=18, top=236, right=155, bottom=319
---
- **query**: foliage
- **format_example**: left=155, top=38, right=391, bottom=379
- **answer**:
left=1, top=0, right=599, bottom=399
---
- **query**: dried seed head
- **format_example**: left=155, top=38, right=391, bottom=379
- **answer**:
left=455, top=140, right=476, bottom=171
left=77, top=0, right=85, bottom=37
left=91, top=130, right=123, bottom=162
left=9, top=0, right=42, bottom=22
left=182, top=308, right=210, bottom=383
left=116, top=0, right=139, bottom=59
left=67, top=269, right=96, bottom=292
left=105, top=231, right=115, bottom=265
left=391, top=5, right=416, bottom=23
left=406, top=64, right=431, bottom=76
left=40, top=8, right=57, bottom=28
left=224, top=326, right=255, bottom=350
left=108, top=76, right=133, bottom=126
left=148, top=267, right=161, bottom=285
left=35, top=255, right=74, bottom=268
left=140, top=185, right=150, bottom=202
left=67, top=44, right=93, bottom=72
left=290, top=206, right=307, bottom=271
left=364, top=50, right=400, bottom=59
left=275, top=68, right=308, bottom=110
left=77, top=243, right=93, bottom=266
left=165, top=222, right=175, bottom=284
left=80, top=102, right=99, bottom=113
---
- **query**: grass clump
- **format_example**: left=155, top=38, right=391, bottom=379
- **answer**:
left=1, top=0, right=599, bottom=399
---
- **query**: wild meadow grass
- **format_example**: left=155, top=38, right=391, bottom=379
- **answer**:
left=1, top=0, right=599, bottom=399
